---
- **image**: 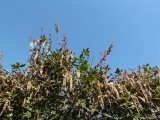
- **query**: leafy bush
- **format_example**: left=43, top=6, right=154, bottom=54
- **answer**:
left=0, top=24, right=160, bottom=120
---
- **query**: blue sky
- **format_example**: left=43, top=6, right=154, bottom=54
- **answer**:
left=0, top=0, right=160, bottom=73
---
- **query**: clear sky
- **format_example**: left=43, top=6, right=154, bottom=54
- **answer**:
left=0, top=0, right=160, bottom=73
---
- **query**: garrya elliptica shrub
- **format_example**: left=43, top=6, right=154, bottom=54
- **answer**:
left=0, top=24, right=160, bottom=120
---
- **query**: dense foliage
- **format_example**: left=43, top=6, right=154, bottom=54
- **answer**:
left=0, top=25, right=160, bottom=120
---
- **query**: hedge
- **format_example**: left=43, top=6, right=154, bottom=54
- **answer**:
left=0, top=24, right=160, bottom=120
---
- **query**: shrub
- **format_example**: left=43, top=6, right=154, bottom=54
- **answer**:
left=0, top=24, right=160, bottom=120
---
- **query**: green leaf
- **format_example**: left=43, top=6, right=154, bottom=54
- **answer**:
left=19, top=64, right=25, bottom=67
left=24, top=111, right=31, bottom=119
